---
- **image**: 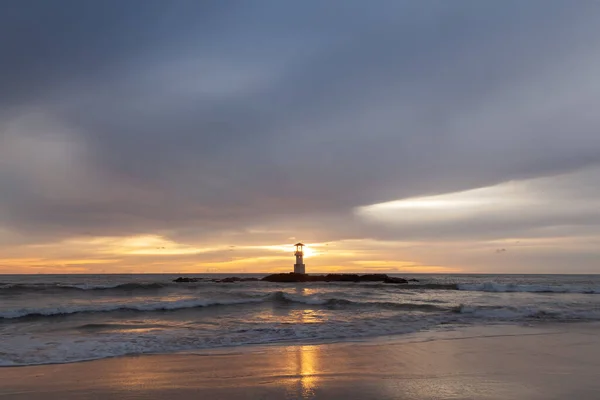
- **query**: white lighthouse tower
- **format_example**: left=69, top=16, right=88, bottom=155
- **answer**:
left=293, top=243, right=306, bottom=274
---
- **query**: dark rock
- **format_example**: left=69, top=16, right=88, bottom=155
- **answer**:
left=261, top=273, right=408, bottom=284
left=173, top=276, right=260, bottom=283
left=261, top=273, right=312, bottom=283
left=174, top=274, right=410, bottom=284
left=323, top=274, right=360, bottom=282
left=358, top=274, right=392, bottom=282
left=408, top=278, right=420, bottom=282
left=218, top=277, right=241, bottom=283
left=216, top=277, right=260, bottom=283
left=173, top=277, right=202, bottom=283
left=174, top=276, right=262, bottom=283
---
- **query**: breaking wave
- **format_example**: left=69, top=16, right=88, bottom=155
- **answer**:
left=273, top=291, right=450, bottom=311
left=456, top=304, right=600, bottom=320
left=4, top=280, right=600, bottom=295
left=0, top=297, right=264, bottom=319
left=1, top=291, right=453, bottom=320
left=7, top=287, right=600, bottom=321
left=0, top=282, right=171, bottom=294
left=457, top=282, right=600, bottom=294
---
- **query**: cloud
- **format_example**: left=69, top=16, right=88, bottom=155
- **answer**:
left=355, top=166, right=600, bottom=240
left=2, top=1, right=600, bottom=272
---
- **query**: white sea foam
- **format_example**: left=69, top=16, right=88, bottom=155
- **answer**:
left=0, top=314, right=446, bottom=366
left=279, top=292, right=329, bottom=305
left=457, top=304, right=600, bottom=320
left=457, top=282, right=600, bottom=294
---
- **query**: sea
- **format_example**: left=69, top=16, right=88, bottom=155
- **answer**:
left=2, top=273, right=600, bottom=367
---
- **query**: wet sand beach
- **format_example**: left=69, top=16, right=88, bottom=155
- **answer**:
left=2, top=324, right=600, bottom=400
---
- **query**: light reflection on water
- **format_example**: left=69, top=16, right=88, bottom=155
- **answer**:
left=284, top=292, right=321, bottom=399
left=286, top=345, right=320, bottom=400
left=293, top=287, right=319, bottom=296
left=284, top=300, right=320, bottom=399
left=286, top=309, right=326, bottom=324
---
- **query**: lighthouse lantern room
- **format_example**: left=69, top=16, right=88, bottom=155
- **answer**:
left=293, top=243, right=306, bottom=274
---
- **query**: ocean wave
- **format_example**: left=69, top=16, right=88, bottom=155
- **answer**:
left=456, top=304, right=600, bottom=320
left=4, top=303, right=600, bottom=367
left=0, top=315, right=436, bottom=367
left=406, top=283, right=459, bottom=291
left=4, top=299, right=600, bottom=366
left=353, top=282, right=600, bottom=294
left=0, top=280, right=462, bottom=294
left=4, top=286, right=600, bottom=321
left=0, top=282, right=173, bottom=294
left=344, top=283, right=458, bottom=291
left=273, top=291, right=450, bottom=311
left=77, top=322, right=173, bottom=331
left=0, top=291, right=452, bottom=319
left=0, top=297, right=265, bottom=319
left=457, top=282, right=600, bottom=294
left=4, top=279, right=600, bottom=295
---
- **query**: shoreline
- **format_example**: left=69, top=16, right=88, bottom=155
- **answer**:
left=2, top=323, right=600, bottom=399
left=1, top=321, right=591, bottom=369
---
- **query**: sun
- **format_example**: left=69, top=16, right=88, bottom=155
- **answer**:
left=302, top=245, right=317, bottom=258
left=257, top=244, right=320, bottom=258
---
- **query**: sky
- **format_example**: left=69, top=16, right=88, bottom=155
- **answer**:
left=2, top=0, right=600, bottom=274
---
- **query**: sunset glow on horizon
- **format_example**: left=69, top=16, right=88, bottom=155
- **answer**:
left=0, top=234, right=462, bottom=274
left=3, top=166, right=600, bottom=274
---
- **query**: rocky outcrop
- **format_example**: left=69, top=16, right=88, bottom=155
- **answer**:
left=174, top=274, right=410, bottom=284
left=261, top=273, right=408, bottom=284
left=173, top=277, right=203, bottom=283
left=260, top=273, right=312, bottom=283
left=216, top=277, right=260, bottom=283
left=173, top=276, right=260, bottom=283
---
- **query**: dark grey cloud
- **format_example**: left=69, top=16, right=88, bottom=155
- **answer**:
left=0, top=0, right=232, bottom=107
left=2, top=0, right=600, bottom=246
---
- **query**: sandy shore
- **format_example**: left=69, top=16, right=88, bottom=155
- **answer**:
left=1, top=323, right=600, bottom=399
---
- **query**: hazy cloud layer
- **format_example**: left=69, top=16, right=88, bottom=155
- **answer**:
left=2, top=1, right=600, bottom=272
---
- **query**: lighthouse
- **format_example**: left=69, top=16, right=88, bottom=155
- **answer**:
left=293, top=243, right=306, bottom=274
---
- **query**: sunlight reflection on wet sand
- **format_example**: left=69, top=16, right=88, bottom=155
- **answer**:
left=284, top=345, right=320, bottom=399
